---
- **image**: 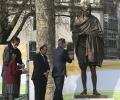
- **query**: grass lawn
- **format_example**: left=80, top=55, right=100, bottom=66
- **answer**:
left=63, top=91, right=120, bottom=100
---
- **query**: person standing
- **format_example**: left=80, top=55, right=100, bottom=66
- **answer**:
left=1, top=37, right=27, bottom=100
left=52, top=38, right=74, bottom=100
left=71, top=2, right=104, bottom=95
left=31, top=44, right=50, bottom=100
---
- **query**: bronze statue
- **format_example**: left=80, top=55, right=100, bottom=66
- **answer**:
left=71, top=2, right=104, bottom=95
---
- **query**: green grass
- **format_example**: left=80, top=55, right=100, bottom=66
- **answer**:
left=64, top=93, right=74, bottom=100
left=20, top=83, right=26, bottom=94
left=0, top=81, right=2, bottom=94
left=1, top=81, right=120, bottom=100
left=63, top=91, right=120, bottom=100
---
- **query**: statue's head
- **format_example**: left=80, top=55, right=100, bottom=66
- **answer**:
left=82, top=2, right=91, bottom=17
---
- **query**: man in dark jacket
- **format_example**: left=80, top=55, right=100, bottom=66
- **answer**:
left=52, top=38, right=74, bottom=100
left=71, top=2, right=104, bottom=95
left=31, top=44, right=50, bottom=100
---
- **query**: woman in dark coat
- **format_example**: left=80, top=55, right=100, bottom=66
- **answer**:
left=1, top=37, right=25, bottom=100
left=4, top=53, right=18, bottom=100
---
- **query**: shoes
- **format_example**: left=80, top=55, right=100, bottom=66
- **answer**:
left=80, top=89, right=87, bottom=96
left=93, top=90, right=101, bottom=96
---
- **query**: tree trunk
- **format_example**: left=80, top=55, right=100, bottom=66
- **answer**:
left=0, top=0, right=8, bottom=43
left=35, top=0, right=55, bottom=100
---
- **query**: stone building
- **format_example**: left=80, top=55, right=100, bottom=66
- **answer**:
left=55, top=0, right=103, bottom=42
left=103, top=0, right=119, bottom=59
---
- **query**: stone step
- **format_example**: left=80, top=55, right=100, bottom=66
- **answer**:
left=74, top=95, right=108, bottom=98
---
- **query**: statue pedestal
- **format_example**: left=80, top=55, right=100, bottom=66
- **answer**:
left=73, top=95, right=114, bottom=100
left=73, top=99, right=114, bottom=100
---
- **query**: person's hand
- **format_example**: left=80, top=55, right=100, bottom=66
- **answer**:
left=22, top=68, right=28, bottom=74
left=21, top=64, right=25, bottom=68
left=43, top=71, right=49, bottom=78
left=18, top=64, right=25, bottom=69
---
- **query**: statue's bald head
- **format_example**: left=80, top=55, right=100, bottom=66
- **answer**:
left=82, top=2, right=91, bottom=17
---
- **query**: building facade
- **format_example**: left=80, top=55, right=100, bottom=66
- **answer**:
left=103, top=0, right=119, bottom=59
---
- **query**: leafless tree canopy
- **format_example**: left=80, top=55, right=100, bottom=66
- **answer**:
left=0, top=0, right=35, bottom=44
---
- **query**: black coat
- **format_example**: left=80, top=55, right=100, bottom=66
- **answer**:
left=2, top=44, right=23, bottom=96
left=2, top=44, right=23, bottom=77
left=31, top=53, right=50, bottom=80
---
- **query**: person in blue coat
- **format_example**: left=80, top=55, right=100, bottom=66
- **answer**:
left=52, top=38, right=74, bottom=100
left=31, top=44, right=50, bottom=100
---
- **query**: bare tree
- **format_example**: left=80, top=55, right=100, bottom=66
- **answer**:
left=0, top=0, right=35, bottom=44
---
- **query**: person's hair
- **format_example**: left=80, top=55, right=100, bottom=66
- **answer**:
left=11, top=36, right=20, bottom=43
left=58, top=38, right=65, bottom=44
left=40, top=44, right=47, bottom=51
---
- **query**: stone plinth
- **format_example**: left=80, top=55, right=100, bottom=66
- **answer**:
left=72, top=95, right=114, bottom=100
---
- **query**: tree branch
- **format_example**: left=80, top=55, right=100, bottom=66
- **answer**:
left=9, top=0, right=29, bottom=29
left=12, top=11, right=35, bottom=38
left=3, top=0, right=30, bottom=42
left=55, top=14, right=71, bottom=17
